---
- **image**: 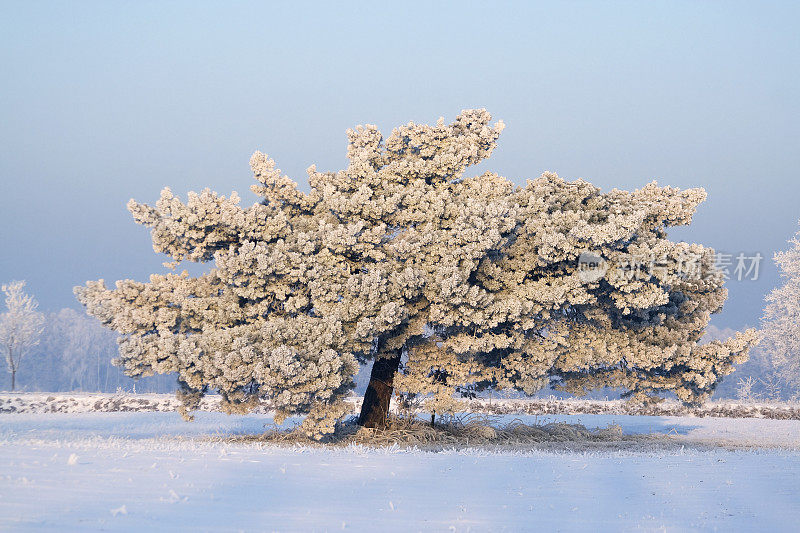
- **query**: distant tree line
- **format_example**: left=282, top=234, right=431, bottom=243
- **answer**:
left=2, top=303, right=175, bottom=394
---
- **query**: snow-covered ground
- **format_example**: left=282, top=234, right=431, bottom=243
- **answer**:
left=4, top=392, right=800, bottom=421
left=2, top=411, right=800, bottom=531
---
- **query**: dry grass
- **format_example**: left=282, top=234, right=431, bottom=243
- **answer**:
left=221, top=413, right=647, bottom=451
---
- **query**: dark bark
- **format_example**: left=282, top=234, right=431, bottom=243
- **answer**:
left=358, top=350, right=402, bottom=428
left=10, top=370, right=15, bottom=392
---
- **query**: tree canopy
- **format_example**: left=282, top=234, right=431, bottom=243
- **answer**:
left=76, top=110, right=756, bottom=437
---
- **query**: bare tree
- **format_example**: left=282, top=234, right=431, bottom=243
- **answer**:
left=762, top=218, right=800, bottom=395
left=0, top=281, right=45, bottom=391
left=54, top=308, right=119, bottom=391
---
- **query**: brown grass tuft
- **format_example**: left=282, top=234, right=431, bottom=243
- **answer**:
left=223, top=413, right=637, bottom=450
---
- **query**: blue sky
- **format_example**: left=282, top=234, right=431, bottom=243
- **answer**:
left=1, top=1, right=798, bottom=329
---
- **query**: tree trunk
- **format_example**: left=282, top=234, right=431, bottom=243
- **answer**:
left=10, top=370, right=15, bottom=392
left=358, top=349, right=402, bottom=428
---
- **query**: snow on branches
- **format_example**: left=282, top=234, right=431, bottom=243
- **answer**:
left=1, top=280, right=45, bottom=391
left=762, top=219, right=800, bottom=393
left=75, top=109, right=757, bottom=436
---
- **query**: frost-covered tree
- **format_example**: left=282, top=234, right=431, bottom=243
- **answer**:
left=762, top=219, right=800, bottom=394
left=1, top=281, right=45, bottom=391
left=76, top=110, right=756, bottom=436
left=17, top=308, right=174, bottom=393
left=47, top=308, right=122, bottom=391
left=703, top=325, right=776, bottom=400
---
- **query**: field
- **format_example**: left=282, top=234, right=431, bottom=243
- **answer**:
left=2, top=394, right=800, bottom=531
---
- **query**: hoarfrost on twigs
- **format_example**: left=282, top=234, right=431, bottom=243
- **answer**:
left=75, top=110, right=756, bottom=438
left=761, top=218, right=800, bottom=395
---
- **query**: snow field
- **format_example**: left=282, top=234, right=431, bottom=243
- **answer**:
left=1, top=411, right=800, bottom=531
